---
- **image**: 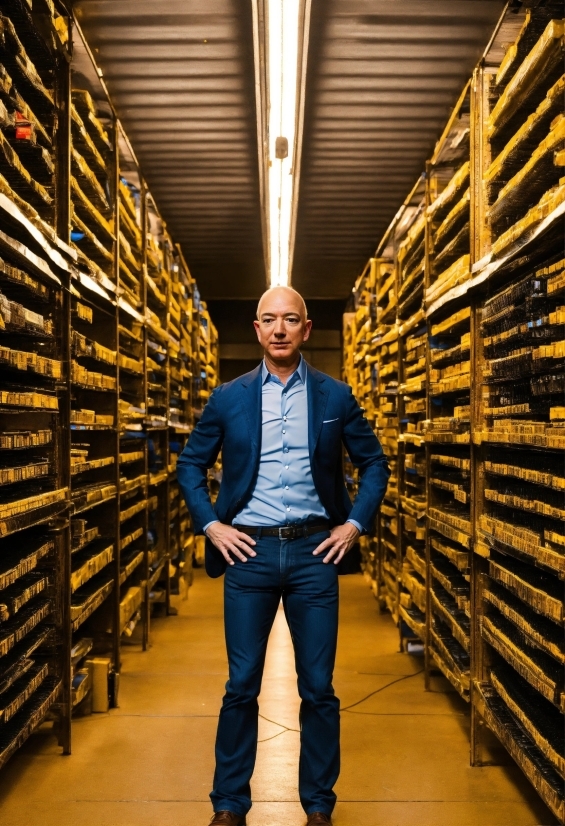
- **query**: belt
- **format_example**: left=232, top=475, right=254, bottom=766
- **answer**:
left=235, top=521, right=331, bottom=540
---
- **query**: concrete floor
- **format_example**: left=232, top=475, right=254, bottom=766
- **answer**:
left=0, top=569, right=556, bottom=826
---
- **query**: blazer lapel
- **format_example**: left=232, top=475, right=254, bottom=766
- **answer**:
left=307, top=364, right=329, bottom=462
left=241, top=363, right=263, bottom=453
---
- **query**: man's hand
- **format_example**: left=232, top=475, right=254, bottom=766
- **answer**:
left=313, top=522, right=360, bottom=565
left=205, top=522, right=257, bottom=566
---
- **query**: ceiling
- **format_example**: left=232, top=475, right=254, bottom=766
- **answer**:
left=73, top=0, right=267, bottom=300
left=73, top=0, right=507, bottom=304
left=291, top=0, right=506, bottom=298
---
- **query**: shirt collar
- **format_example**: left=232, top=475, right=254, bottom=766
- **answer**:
left=262, top=354, right=306, bottom=386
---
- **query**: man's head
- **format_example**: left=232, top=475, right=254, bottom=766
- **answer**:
left=254, top=286, right=312, bottom=368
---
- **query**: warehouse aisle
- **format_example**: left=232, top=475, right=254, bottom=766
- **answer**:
left=0, top=570, right=555, bottom=826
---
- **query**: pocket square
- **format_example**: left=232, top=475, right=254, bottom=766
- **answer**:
left=322, top=418, right=339, bottom=424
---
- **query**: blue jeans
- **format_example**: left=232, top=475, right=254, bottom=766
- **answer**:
left=210, top=530, right=340, bottom=816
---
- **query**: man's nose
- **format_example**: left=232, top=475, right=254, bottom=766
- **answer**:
left=274, top=318, right=286, bottom=335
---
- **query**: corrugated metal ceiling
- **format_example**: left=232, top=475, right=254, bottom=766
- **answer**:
left=291, top=0, right=507, bottom=299
left=73, top=0, right=267, bottom=300
left=74, top=0, right=508, bottom=303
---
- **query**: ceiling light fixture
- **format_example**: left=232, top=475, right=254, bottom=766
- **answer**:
left=267, top=0, right=300, bottom=287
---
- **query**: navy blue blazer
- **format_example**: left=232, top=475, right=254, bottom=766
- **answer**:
left=177, top=361, right=390, bottom=577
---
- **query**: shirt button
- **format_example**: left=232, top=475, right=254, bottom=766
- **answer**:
left=284, top=448, right=288, bottom=453
left=285, top=465, right=289, bottom=469
left=285, top=485, right=289, bottom=490
left=282, top=429, right=286, bottom=434
left=286, top=507, right=291, bottom=511
left=283, top=416, right=287, bottom=422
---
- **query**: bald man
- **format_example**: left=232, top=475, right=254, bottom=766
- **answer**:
left=177, top=287, right=389, bottom=826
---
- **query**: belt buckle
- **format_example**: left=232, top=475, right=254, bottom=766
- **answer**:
left=279, top=525, right=294, bottom=540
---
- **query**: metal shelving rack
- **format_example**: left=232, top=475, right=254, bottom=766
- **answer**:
left=0, top=0, right=72, bottom=762
left=0, top=1, right=219, bottom=769
left=469, top=4, right=565, bottom=823
left=424, top=84, right=473, bottom=700
left=116, top=131, right=148, bottom=652
left=144, top=205, right=173, bottom=623
left=372, top=258, right=398, bottom=612
left=343, top=261, right=377, bottom=591
left=396, top=177, right=427, bottom=652
left=67, top=27, right=121, bottom=704
left=342, top=3, right=564, bottom=820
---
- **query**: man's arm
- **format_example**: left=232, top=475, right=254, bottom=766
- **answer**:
left=342, top=386, right=390, bottom=529
left=314, top=386, right=390, bottom=564
left=176, top=388, right=257, bottom=565
left=177, top=388, right=224, bottom=532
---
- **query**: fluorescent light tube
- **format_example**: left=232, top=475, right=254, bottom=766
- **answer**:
left=267, top=0, right=300, bottom=287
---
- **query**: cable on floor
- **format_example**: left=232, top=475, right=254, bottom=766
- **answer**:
left=340, top=669, right=424, bottom=712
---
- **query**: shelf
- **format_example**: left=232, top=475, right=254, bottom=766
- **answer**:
left=398, top=604, right=425, bottom=641
left=71, top=484, right=117, bottom=515
left=72, top=669, right=91, bottom=708
left=71, top=456, right=114, bottom=476
left=475, top=682, right=564, bottom=823
left=0, top=537, right=53, bottom=590
left=430, top=560, right=470, bottom=612
left=72, top=526, right=100, bottom=554
left=148, top=561, right=165, bottom=592
left=430, top=588, right=470, bottom=653
left=488, top=116, right=565, bottom=226
left=484, top=581, right=563, bottom=665
left=482, top=612, right=562, bottom=707
left=119, top=585, right=144, bottom=634
left=0, top=574, right=48, bottom=622
left=488, top=557, right=563, bottom=624
left=70, top=543, right=114, bottom=593
left=120, top=499, right=147, bottom=524
left=479, top=515, right=565, bottom=576
left=0, top=598, right=51, bottom=658
left=426, top=254, right=471, bottom=308
left=120, top=550, right=144, bottom=585
left=490, top=663, right=564, bottom=781
left=430, top=628, right=470, bottom=699
left=428, top=507, right=471, bottom=549
left=428, top=161, right=470, bottom=220
left=488, top=19, right=565, bottom=140
left=0, top=662, right=49, bottom=724
left=485, top=73, right=565, bottom=188
left=70, top=577, right=114, bottom=631
left=120, top=475, right=147, bottom=496
left=0, top=677, right=61, bottom=771
left=0, top=489, right=68, bottom=538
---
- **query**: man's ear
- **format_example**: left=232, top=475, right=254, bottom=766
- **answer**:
left=253, top=319, right=261, bottom=342
left=302, top=319, right=313, bottom=342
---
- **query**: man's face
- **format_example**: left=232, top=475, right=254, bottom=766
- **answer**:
left=253, top=288, right=312, bottom=363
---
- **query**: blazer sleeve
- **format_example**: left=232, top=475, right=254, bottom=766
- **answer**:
left=177, top=387, right=224, bottom=532
left=341, top=386, right=390, bottom=532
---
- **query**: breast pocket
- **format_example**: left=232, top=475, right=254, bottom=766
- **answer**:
left=319, top=418, right=342, bottom=462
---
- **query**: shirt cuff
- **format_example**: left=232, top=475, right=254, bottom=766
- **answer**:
left=346, top=518, right=364, bottom=534
left=203, top=520, right=219, bottom=534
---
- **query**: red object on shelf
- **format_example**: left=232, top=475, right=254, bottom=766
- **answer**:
left=15, top=125, right=33, bottom=141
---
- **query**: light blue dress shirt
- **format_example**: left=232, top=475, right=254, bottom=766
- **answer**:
left=204, top=356, right=363, bottom=533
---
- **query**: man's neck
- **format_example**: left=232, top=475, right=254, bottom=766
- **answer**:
left=264, top=353, right=301, bottom=385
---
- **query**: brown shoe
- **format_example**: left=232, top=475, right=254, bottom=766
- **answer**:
left=209, top=812, right=246, bottom=825
left=306, top=814, right=333, bottom=825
